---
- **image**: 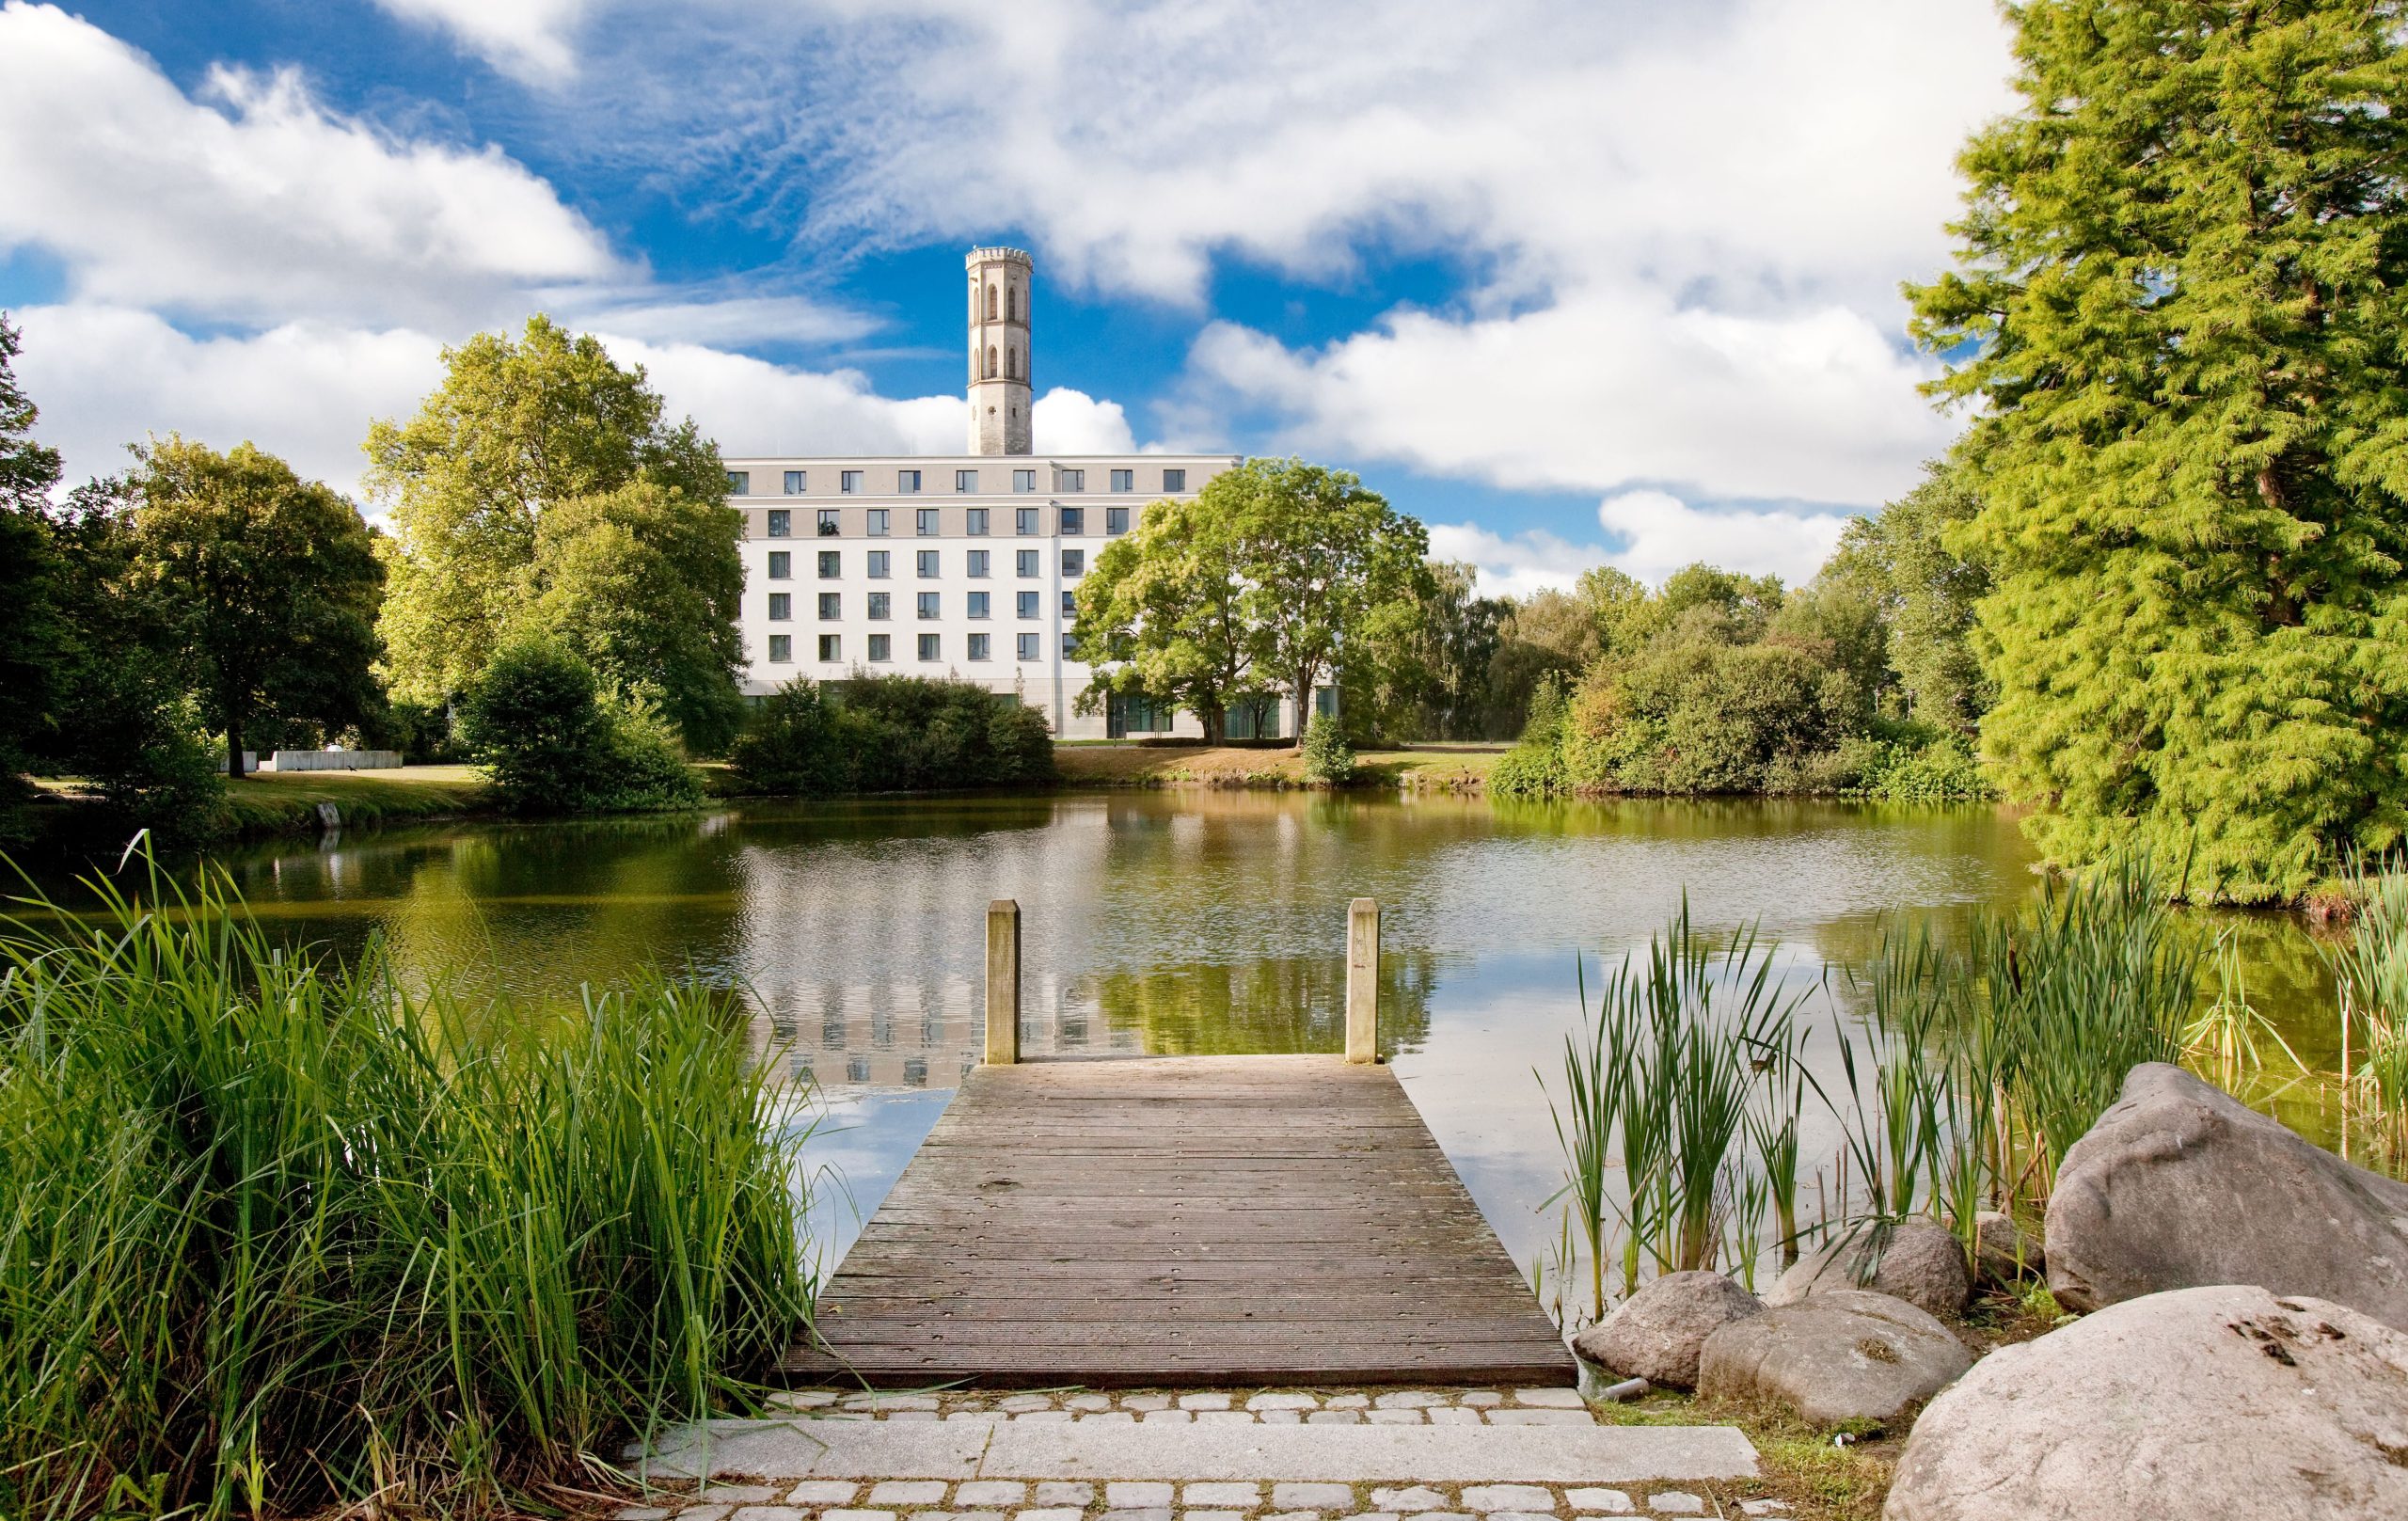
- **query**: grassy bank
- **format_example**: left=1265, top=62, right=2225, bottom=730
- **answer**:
left=1055, top=743, right=1502, bottom=791
left=0, top=863, right=810, bottom=1519
left=29, top=764, right=498, bottom=849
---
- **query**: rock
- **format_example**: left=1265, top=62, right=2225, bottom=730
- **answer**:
left=1571, top=1271, right=1763, bottom=1389
left=1884, top=1285, right=2408, bottom=1520
left=1694, top=1289, right=1970, bottom=1427
left=2046, top=1062, right=2408, bottom=1330
left=1971, top=1210, right=2044, bottom=1285
left=1765, top=1218, right=1970, bottom=1320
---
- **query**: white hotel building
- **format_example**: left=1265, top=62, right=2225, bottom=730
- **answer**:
left=721, top=246, right=1319, bottom=741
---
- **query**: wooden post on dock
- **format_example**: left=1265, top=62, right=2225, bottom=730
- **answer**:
left=1345, top=897, right=1380, bottom=1063
left=985, top=898, right=1021, bottom=1065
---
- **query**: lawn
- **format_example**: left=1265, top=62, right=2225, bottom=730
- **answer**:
left=217, top=764, right=492, bottom=831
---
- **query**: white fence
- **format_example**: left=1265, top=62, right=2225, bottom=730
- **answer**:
left=264, top=750, right=404, bottom=772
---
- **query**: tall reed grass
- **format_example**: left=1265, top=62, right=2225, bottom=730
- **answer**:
left=2326, top=858, right=2408, bottom=1163
left=0, top=861, right=811, bottom=1519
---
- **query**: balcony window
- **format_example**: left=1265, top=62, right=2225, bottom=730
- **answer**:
left=1106, top=507, right=1130, bottom=535
left=816, top=509, right=840, bottom=536
left=917, top=508, right=940, bottom=535
left=818, top=593, right=840, bottom=620
left=1017, top=632, right=1040, bottom=661
left=968, top=591, right=990, bottom=619
left=868, top=634, right=891, bottom=662
left=968, top=549, right=990, bottom=578
left=1017, top=591, right=1039, bottom=619
left=867, top=509, right=890, bottom=536
left=817, top=550, right=840, bottom=578
left=917, top=592, right=941, bottom=620
left=726, top=470, right=751, bottom=496
left=917, top=632, right=940, bottom=661
left=768, top=551, right=791, bottom=579
left=1057, top=468, right=1085, bottom=492
left=767, top=509, right=791, bottom=538
left=768, top=634, right=791, bottom=662
left=1013, top=469, right=1036, bottom=493
left=967, top=507, right=990, bottom=536
left=867, top=592, right=891, bottom=620
left=898, top=469, right=922, bottom=494
left=768, top=593, right=792, bottom=621
left=1016, top=507, right=1038, bottom=535
left=841, top=469, right=863, bottom=494
left=1060, top=507, right=1085, bottom=534
left=968, top=632, right=990, bottom=661
left=784, top=469, right=806, bottom=494
left=1110, top=469, right=1133, bottom=493
left=817, top=634, right=840, bottom=662
left=1163, top=468, right=1187, bottom=492
left=956, top=468, right=978, bottom=492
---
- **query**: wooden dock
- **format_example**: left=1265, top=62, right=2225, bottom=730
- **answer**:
left=783, top=1054, right=1576, bottom=1388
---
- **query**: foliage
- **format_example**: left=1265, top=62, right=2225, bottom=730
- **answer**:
left=1907, top=1, right=2408, bottom=903
left=0, top=313, right=65, bottom=793
left=1301, top=712, right=1357, bottom=785
left=1847, top=733, right=1992, bottom=803
left=126, top=437, right=385, bottom=777
left=368, top=316, right=733, bottom=720
left=2324, top=859, right=2408, bottom=1161
left=1072, top=485, right=1264, bottom=741
left=0, top=862, right=809, bottom=1517
left=1488, top=671, right=1573, bottom=797
left=1340, top=560, right=1506, bottom=741
left=1561, top=634, right=1866, bottom=796
left=1827, top=461, right=1990, bottom=733
left=459, top=635, right=703, bottom=814
left=728, top=674, right=1055, bottom=797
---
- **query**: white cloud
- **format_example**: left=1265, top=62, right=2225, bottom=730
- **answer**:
left=1429, top=491, right=1851, bottom=602
left=372, top=0, right=594, bottom=84
left=593, top=334, right=962, bottom=457
left=1031, top=388, right=1137, bottom=455
left=565, top=292, right=882, bottom=348
left=1425, top=522, right=1608, bottom=603
left=0, top=3, right=618, bottom=327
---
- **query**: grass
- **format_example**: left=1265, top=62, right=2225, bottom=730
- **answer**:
left=0, top=857, right=811, bottom=1519
left=34, top=764, right=497, bottom=844
left=1592, top=1391, right=1896, bottom=1521
left=1054, top=743, right=1502, bottom=790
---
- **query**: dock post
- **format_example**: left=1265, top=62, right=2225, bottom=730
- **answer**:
left=1345, top=897, right=1380, bottom=1063
left=985, top=898, right=1021, bottom=1065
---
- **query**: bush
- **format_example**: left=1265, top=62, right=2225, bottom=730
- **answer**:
left=1488, top=670, right=1573, bottom=798
left=727, top=674, right=1055, bottom=796
left=1302, top=712, right=1356, bottom=785
left=460, top=636, right=701, bottom=813
left=1851, top=735, right=1992, bottom=802
left=62, top=659, right=229, bottom=846
left=0, top=863, right=808, bottom=1515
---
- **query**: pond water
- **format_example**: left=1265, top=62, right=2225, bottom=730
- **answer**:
left=24, top=791, right=2359, bottom=1297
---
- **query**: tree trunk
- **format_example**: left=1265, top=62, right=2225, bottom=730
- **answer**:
left=1292, top=672, right=1312, bottom=749
left=226, top=715, right=246, bottom=779
left=1201, top=700, right=1226, bottom=746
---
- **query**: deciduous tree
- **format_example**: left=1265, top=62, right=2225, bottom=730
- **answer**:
left=1071, top=491, right=1262, bottom=742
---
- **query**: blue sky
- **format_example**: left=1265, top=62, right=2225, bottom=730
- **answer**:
left=0, top=0, right=2017, bottom=595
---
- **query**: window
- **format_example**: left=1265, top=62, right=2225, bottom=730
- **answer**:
left=1164, top=468, right=1187, bottom=492
left=768, top=593, right=792, bottom=621
left=768, top=633, right=790, bottom=661
left=816, top=509, right=840, bottom=536
left=1062, top=549, right=1085, bottom=578
left=867, top=550, right=891, bottom=578
left=867, top=592, right=891, bottom=620
left=1017, top=590, right=1039, bottom=619
left=1016, top=549, right=1039, bottom=578
left=1017, top=632, right=1040, bottom=661
left=1106, top=507, right=1130, bottom=535
left=1057, top=468, right=1085, bottom=492
left=726, top=470, right=751, bottom=495
left=966, top=507, right=990, bottom=536
left=968, top=549, right=990, bottom=578
left=867, top=509, right=890, bottom=536
left=1006, top=346, right=1017, bottom=379
left=1007, top=285, right=1017, bottom=322
left=1059, top=507, right=1085, bottom=534
left=784, top=469, right=806, bottom=495
left=841, top=470, right=863, bottom=494
left=985, top=344, right=996, bottom=378
left=987, top=284, right=997, bottom=321
left=767, top=509, right=791, bottom=538
left=968, top=590, right=990, bottom=619
left=917, top=508, right=939, bottom=535
left=1061, top=591, right=1077, bottom=617
left=917, top=592, right=940, bottom=620
left=1062, top=632, right=1079, bottom=658
left=969, top=632, right=991, bottom=661
left=1111, top=468, right=1133, bottom=493
left=1013, top=469, right=1036, bottom=493
left=1016, top=508, right=1038, bottom=536
left=868, top=634, right=892, bottom=662
left=917, top=632, right=941, bottom=661
left=817, top=634, right=840, bottom=662
left=818, top=593, right=840, bottom=620
left=898, top=469, right=922, bottom=494
left=817, top=550, right=840, bottom=578
left=917, top=549, right=940, bottom=578
left=768, top=551, right=791, bottom=579
left=956, top=469, right=978, bottom=493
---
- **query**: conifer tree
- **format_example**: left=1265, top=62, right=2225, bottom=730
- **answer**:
left=1909, top=0, right=2408, bottom=901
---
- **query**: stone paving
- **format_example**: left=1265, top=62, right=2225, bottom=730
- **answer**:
left=619, top=1388, right=1782, bottom=1521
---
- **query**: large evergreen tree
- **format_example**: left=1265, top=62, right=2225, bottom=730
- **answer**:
left=1909, top=0, right=2408, bottom=900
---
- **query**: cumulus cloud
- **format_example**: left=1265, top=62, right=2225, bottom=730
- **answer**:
left=372, top=0, right=594, bottom=84
left=593, top=334, right=961, bottom=457
left=1429, top=492, right=1853, bottom=603
left=1031, top=388, right=1137, bottom=455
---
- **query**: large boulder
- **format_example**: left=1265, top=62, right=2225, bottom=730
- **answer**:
left=1572, top=1270, right=1762, bottom=1389
left=1884, top=1285, right=2408, bottom=1520
left=1971, top=1210, right=2044, bottom=1286
left=2047, top=1063, right=2408, bottom=1330
left=1696, top=1288, right=1971, bottom=1427
left=1766, top=1218, right=1970, bottom=1320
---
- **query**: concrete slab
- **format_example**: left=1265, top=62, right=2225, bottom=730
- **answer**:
left=636, top=1419, right=992, bottom=1481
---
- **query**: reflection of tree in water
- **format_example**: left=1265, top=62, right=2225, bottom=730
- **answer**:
left=1075, top=949, right=1440, bottom=1056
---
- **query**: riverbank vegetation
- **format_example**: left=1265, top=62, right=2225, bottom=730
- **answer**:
left=726, top=673, right=1055, bottom=797
left=0, top=863, right=809, bottom=1518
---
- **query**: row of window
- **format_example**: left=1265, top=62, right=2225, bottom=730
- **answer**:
left=729, top=467, right=1182, bottom=498
left=760, top=548, right=1085, bottom=580
left=766, top=590, right=1078, bottom=621
left=766, top=632, right=1070, bottom=664
left=762, top=505, right=1130, bottom=540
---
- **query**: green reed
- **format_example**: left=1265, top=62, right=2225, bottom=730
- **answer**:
left=0, top=859, right=812, bottom=1519
left=2327, top=858, right=2408, bottom=1161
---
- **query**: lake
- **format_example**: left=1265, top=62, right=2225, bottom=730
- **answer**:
left=27, top=790, right=2358, bottom=1297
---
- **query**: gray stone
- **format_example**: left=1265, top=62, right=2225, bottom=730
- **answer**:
left=1369, top=1492, right=1448, bottom=1513
left=1565, top=1488, right=1633, bottom=1513
left=1137, top=1409, right=1193, bottom=1424
left=1324, top=1393, right=1370, bottom=1408
left=1307, top=1410, right=1364, bottom=1424
left=1765, top=1219, right=1968, bottom=1321
left=1065, top=1393, right=1113, bottom=1411
left=1192, top=1411, right=1255, bottom=1425
left=637, top=1418, right=992, bottom=1481
left=614, top=1509, right=675, bottom=1521
left=673, top=1508, right=730, bottom=1521
left=1427, top=1408, right=1481, bottom=1425
left=1182, top=1512, right=1246, bottom=1521
left=784, top=1481, right=862, bottom=1503
left=1458, top=1391, right=1503, bottom=1406
left=1970, top=1210, right=2043, bottom=1285
left=1644, top=1495, right=1703, bottom=1515
left=957, top=1482, right=1027, bottom=1507
left=1372, top=1390, right=1448, bottom=1408
left=1259, top=1411, right=1303, bottom=1424
left=1887, top=1285, right=2408, bottom=1521
left=1460, top=1484, right=1553, bottom=1511
left=1696, top=1288, right=1971, bottom=1427
left=701, top=1486, right=779, bottom=1503
left=996, top=1394, right=1056, bottom=1413
left=1107, top=1483, right=1176, bottom=1507
left=1274, top=1483, right=1358, bottom=1508
left=1511, top=1387, right=1586, bottom=1407
left=2046, top=1062, right=2408, bottom=1329
left=1572, top=1271, right=1763, bottom=1389
left=1101, top=1511, right=1169, bottom=1521
left=728, top=1509, right=809, bottom=1521
left=818, top=1512, right=895, bottom=1521
left=1033, top=1483, right=1095, bottom=1507
left=1016, top=1511, right=1082, bottom=1521
left=1182, top=1482, right=1261, bottom=1505
left=1250, top=1392, right=1322, bottom=1410
left=866, top=1481, right=947, bottom=1505
left=1482, top=1409, right=1593, bottom=1426
left=1365, top=1409, right=1426, bottom=1424
left=1177, top=1392, right=1233, bottom=1410
left=1121, top=1394, right=1173, bottom=1411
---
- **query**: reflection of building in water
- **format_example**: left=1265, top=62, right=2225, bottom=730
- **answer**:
left=742, top=970, right=1149, bottom=1092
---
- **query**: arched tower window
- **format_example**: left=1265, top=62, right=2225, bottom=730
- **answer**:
left=987, top=284, right=997, bottom=321
left=1007, top=286, right=1018, bottom=323
left=1007, top=346, right=1017, bottom=379
left=986, top=345, right=997, bottom=379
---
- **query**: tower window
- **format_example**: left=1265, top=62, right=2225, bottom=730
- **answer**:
left=1007, top=286, right=1017, bottom=322
left=987, top=284, right=997, bottom=321
left=985, top=345, right=996, bottom=379
left=1007, top=347, right=1016, bottom=380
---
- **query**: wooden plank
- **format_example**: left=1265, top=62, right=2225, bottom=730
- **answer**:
left=784, top=1054, right=1574, bottom=1389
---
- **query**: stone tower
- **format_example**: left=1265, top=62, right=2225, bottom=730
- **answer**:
left=966, top=246, right=1033, bottom=454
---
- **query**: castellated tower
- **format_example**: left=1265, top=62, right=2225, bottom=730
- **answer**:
left=966, top=246, right=1033, bottom=454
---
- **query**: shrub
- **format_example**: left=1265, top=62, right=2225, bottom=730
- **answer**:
left=1302, top=712, right=1356, bottom=785
left=726, top=680, right=863, bottom=797
left=63, top=660, right=229, bottom=846
left=1850, top=736, right=1992, bottom=802
left=1489, top=670, right=1572, bottom=798
left=728, top=674, right=1054, bottom=796
left=460, top=635, right=700, bottom=813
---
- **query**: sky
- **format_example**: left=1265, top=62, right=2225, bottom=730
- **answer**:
left=0, top=0, right=2019, bottom=596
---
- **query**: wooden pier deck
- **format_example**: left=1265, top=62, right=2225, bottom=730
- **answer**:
left=784, top=1054, right=1576, bottom=1388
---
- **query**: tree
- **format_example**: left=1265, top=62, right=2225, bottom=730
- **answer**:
left=127, top=439, right=385, bottom=778
left=1341, top=560, right=1506, bottom=741
left=458, top=634, right=701, bottom=814
left=0, top=313, right=64, bottom=788
left=1484, top=587, right=1607, bottom=738
left=367, top=315, right=729, bottom=709
left=1072, top=490, right=1262, bottom=742
left=1224, top=458, right=1433, bottom=748
left=1826, top=461, right=1990, bottom=733
left=1908, top=0, right=2408, bottom=901
left=522, top=481, right=746, bottom=753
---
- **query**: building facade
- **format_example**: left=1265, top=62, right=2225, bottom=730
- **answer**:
left=723, top=246, right=1309, bottom=741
